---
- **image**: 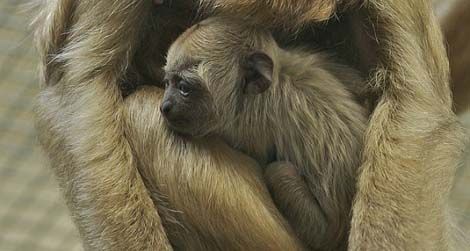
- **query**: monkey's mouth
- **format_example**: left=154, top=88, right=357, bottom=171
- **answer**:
left=163, top=117, right=193, bottom=136
left=163, top=117, right=208, bottom=138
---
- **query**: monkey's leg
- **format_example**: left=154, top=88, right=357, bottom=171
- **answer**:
left=265, top=162, right=333, bottom=250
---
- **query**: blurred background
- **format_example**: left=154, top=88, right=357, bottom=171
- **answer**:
left=0, top=0, right=468, bottom=250
left=0, top=0, right=81, bottom=250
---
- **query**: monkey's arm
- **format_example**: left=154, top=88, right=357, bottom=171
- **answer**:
left=264, top=162, right=330, bottom=250
left=348, top=0, right=465, bottom=250
left=36, top=85, right=173, bottom=250
left=33, top=0, right=173, bottom=250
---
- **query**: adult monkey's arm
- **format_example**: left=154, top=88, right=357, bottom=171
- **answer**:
left=349, top=0, right=465, bottom=249
left=205, top=0, right=465, bottom=250
left=33, top=0, right=172, bottom=250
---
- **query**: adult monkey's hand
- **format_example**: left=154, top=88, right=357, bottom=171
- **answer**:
left=201, top=0, right=363, bottom=28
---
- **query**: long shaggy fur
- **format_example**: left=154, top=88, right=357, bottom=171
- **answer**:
left=33, top=0, right=174, bottom=250
left=123, top=87, right=304, bottom=250
left=201, top=0, right=467, bottom=250
left=200, top=0, right=362, bottom=28
left=33, top=0, right=303, bottom=250
left=344, top=1, right=466, bottom=250
left=33, top=0, right=465, bottom=250
left=164, top=18, right=366, bottom=250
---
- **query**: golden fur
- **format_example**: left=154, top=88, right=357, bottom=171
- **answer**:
left=33, top=0, right=465, bottom=250
left=33, top=0, right=303, bottom=249
left=33, top=0, right=173, bottom=249
left=123, top=87, right=304, bottom=250
left=184, top=1, right=467, bottom=249
left=164, top=17, right=366, bottom=250
left=200, top=0, right=361, bottom=28
left=343, top=1, right=465, bottom=250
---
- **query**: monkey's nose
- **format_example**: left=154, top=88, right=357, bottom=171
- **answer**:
left=160, top=101, right=173, bottom=116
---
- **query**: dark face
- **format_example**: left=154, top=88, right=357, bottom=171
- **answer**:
left=162, top=17, right=276, bottom=137
left=160, top=70, right=216, bottom=137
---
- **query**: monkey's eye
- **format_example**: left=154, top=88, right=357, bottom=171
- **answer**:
left=163, top=79, right=170, bottom=88
left=178, top=80, right=191, bottom=97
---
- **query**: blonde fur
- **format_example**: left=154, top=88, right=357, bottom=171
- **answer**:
left=165, top=17, right=367, bottom=250
left=345, top=1, right=466, bottom=250
left=199, top=0, right=467, bottom=250
left=33, top=0, right=466, bottom=250
left=199, top=0, right=361, bottom=28
left=123, top=87, right=304, bottom=250
left=33, top=0, right=303, bottom=249
left=33, top=0, right=173, bottom=249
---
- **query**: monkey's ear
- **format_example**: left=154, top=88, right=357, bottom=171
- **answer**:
left=243, top=52, right=273, bottom=95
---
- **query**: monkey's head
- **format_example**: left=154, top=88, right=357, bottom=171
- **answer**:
left=162, top=17, right=277, bottom=137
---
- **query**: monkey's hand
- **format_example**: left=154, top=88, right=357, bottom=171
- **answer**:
left=201, top=0, right=352, bottom=28
left=265, top=161, right=328, bottom=250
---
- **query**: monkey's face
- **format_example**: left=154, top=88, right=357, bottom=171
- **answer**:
left=161, top=70, right=217, bottom=137
left=163, top=17, right=275, bottom=136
